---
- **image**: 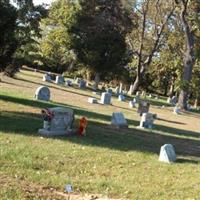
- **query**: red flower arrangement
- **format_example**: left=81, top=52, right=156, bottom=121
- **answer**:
left=41, top=108, right=54, bottom=122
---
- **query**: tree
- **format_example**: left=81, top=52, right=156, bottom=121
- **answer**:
left=176, top=0, right=200, bottom=109
left=69, top=0, right=133, bottom=87
left=127, top=0, right=175, bottom=94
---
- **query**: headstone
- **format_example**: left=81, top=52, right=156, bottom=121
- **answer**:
left=118, top=94, right=125, bottom=101
left=171, top=96, right=177, bottom=105
left=111, top=112, right=128, bottom=129
left=159, top=144, right=176, bottom=163
left=137, top=100, right=150, bottom=115
left=35, top=86, right=50, bottom=101
left=79, top=80, right=86, bottom=89
left=148, top=94, right=152, bottom=98
left=129, top=101, right=136, bottom=108
left=106, top=88, right=113, bottom=94
left=100, top=92, right=111, bottom=105
left=88, top=97, right=98, bottom=104
left=66, top=80, right=72, bottom=86
left=187, top=104, right=191, bottom=110
left=141, top=91, right=146, bottom=97
left=38, top=107, right=74, bottom=136
left=139, top=113, right=155, bottom=128
left=173, top=105, right=180, bottom=114
left=75, top=78, right=82, bottom=84
left=133, top=98, right=137, bottom=104
left=43, top=74, right=51, bottom=82
left=155, top=95, right=159, bottom=100
left=55, top=75, right=65, bottom=84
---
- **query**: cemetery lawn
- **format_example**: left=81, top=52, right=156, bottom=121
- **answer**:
left=0, top=69, right=200, bottom=200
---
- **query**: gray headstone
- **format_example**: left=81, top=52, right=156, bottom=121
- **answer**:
left=100, top=92, right=111, bottom=105
left=111, top=112, right=128, bottom=128
left=55, top=75, right=65, bottom=84
left=43, top=74, right=51, bottom=82
left=79, top=80, right=86, bottom=88
left=159, top=144, right=176, bottom=163
left=129, top=101, right=136, bottom=108
left=106, top=88, right=113, bottom=94
left=66, top=80, right=72, bottom=86
left=171, top=96, right=177, bottom=105
left=88, top=97, right=98, bottom=104
left=118, top=94, right=125, bottom=101
left=75, top=78, right=82, bottom=84
left=35, top=86, right=50, bottom=101
left=115, top=86, right=120, bottom=95
left=38, top=107, right=74, bottom=136
left=139, top=113, right=155, bottom=129
left=173, top=106, right=180, bottom=114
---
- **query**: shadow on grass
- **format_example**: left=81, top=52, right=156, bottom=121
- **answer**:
left=0, top=94, right=200, bottom=159
left=14, top=77, right=94, bottom=99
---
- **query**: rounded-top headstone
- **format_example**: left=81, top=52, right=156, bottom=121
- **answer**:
left=159, top=144, right=176, bottom=163
left=35, top=86, right=50, bottom=101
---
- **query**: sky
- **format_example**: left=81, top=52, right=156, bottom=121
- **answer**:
left=33, top=0, right=53, bottom=5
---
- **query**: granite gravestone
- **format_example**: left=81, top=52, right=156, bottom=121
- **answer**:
left=171, top=96, right=177, bottom=105
left=173, top=105, right=180, bottom=114
left=88, top=97, right=98, bottom=104
left=159, top=144, right=176, bottom=163
left=115, top=86, right=120, bottom=95
left=106, top=88, right=113, bottom=94
left=38, top=107, right=74, bottom=136
left=35, top=86, right=50, bottom=101
left=129, top=101, right=136, bottom=108
left=118, top=94, right=125, bottom=101
left=79, top=80, right=86, bottom=89
left=43, top=74, right=51, bottom=82
left=100, top=92, right=111, bottom=105
left=55, top=75, right=65, bottom=84
left=111, top=112, right=128, bottom=129
left=139, top=113, right=155, bottom=128
left=66, top=80, right=72, bottom=86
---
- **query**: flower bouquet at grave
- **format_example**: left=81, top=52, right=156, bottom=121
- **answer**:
left=77, top=117, right=88, bottom=136
left=41, top=108, right=54, bottom=130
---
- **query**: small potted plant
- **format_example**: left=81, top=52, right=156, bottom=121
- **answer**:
left=41, top=108, right=54, bottom=130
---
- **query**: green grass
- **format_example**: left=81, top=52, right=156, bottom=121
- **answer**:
left=0, top=69, right=200, bottom=200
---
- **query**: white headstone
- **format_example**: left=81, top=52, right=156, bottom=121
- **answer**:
left=171, top=96, right=177, bottom=105
left=43, top=74, right=51, bottom=82
left=55, top=75, right=65, bottom=84
left=118, top=94, right=125, bottom=101
left=88, top=97, right=98, bottom=104
left=111, top=112, right=128, bottom=128
left=38, top=107, right=74, bottom=136
left=139, top=113, right=155, bottom=128
left=159, top=144, right=176, bottom=163
left=173, top=106, right=180, bottom=115
left=115, top=86, right=120, bottom=95
left=35, top=86, right=50, bottom=101
left=100, top=92, right=111, bottom=105
left=129, top=101, right=136, bottom=108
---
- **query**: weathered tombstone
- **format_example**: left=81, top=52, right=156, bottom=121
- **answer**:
left=106, top=88, right=113, bottom=94
left=43, top=74, right=51, bottom=82
left=129, top=101, right=136, bottom=108
left=75, top=78, right=82, bottom=84
left=159, top=144, right=176, bottom=163
left=155, top=95, right=159, bottom=100
left=100, top=92, right=111, bottom=105
left=173, top=105, right=180, bottom=115
left=111, top=112, right=128, bottom=129
left=88, top=97, right=98, bottom=104
left=139, top=113, right=155, bottom=128
left=171, top=96, right=177, bottom=105
left=118, top=94, right=125, bottom=101
left=79, top=80, right=86, bottom=89
left=55, top=75, right=65, bottom=84
left=35, top=86, right=50, bottom=101
left=66, top=80, right=72, bottom=86
left=133, top=98, right=137, bottom=104
left=148, top=94, right=152, bottom=98
left=137, top=100, right=150, bottom=115
left=38, top=107, right=74, bottom=136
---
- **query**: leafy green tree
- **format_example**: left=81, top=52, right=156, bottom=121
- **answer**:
left=69, top=0, right=133, bottom=87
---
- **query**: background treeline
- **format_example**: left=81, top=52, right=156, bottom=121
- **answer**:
left=0, top=0, right=200, bottom=109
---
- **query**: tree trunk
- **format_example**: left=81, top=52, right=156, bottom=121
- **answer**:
left=178, top=1, right=195, bottom=110
left=168, top=76, right=176, bottom=97
left=93, top=72, right=100, bottom=90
